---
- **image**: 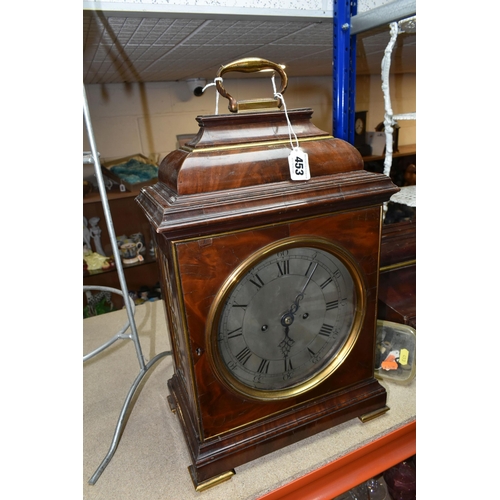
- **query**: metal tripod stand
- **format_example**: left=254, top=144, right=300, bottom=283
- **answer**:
left=83, top=84, right=170, bottom=485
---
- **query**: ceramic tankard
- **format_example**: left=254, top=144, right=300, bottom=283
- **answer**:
left=119, top=241, right=144, bottom=263
left=130, top=232, right=146, bottom=253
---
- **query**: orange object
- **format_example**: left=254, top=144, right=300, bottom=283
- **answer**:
left=381, top=354, right=398, bottom=370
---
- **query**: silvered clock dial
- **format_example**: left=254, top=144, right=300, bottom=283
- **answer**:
left=207, top=237, right=365, bottom=400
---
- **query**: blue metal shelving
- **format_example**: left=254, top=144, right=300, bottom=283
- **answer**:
left=333, top=0, right=416, bottom=143
left=333, top=0, right=357, bottom=142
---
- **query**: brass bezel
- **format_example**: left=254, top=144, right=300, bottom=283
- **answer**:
left=205, top=235, right=366, bottom=401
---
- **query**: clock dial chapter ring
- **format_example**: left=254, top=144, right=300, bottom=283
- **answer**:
left=355, top=118, right=364, bottom=135
left=206, top=236, right=367, bottom=401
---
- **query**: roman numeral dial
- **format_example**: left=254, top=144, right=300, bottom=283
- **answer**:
left=212, top=239, right=363, bottom=400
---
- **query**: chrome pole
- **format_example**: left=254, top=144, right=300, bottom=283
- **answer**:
left=84, top=84, right=173, bottom=485
left=83, top=84, right=146, bottom=371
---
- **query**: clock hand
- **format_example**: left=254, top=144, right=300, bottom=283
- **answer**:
left=279, top=262, right=318, bottom=357
left=301, top=261, right=318, bottom=293
left=279, top=325, right=294, bottom=357
left=286, top=262, right=319, bottom=317
left=278, top=262, right=318, bottom=357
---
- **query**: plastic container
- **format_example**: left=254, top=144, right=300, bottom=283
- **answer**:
left=374, top=320, right=416, bottom=384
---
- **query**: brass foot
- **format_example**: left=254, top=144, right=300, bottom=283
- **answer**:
left=189, top=466, right=235, bottom=492
left=167, top=395, right=177, bottom=413
left=359, top=405, right=390, bottom=423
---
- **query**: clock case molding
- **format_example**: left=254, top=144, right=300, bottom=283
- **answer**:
left=136, top=107, right=399, bottom=490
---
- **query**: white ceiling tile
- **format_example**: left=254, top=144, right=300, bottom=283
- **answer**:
left=83, top=10, right=415, bottom=84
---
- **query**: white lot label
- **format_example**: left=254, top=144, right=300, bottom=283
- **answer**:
left=288, top=147, right=310, bottom=181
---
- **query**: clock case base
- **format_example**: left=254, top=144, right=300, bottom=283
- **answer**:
left=168, top=371, right=388, bottom=489
left=136, top=107, right=399, bottom=489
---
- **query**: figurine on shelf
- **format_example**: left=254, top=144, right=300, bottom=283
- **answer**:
left=84, top=253, right=115, bottom=272
left=89, top=216, right=106, bottom=256
left=83, top=289, right=115, bottom=318
left=83, top=217, right=92, bottom=253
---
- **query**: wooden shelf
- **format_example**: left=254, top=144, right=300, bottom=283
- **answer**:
left=84, top=251, right=156, bottom=278
left=83, top=185, right=143, bottom=204
left=83, top=185, right=161, bottom=310
left=362, top=144, right=416, bottom=163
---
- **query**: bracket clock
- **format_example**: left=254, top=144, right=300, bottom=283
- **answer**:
left=354, top=110, right=372, bottom=156
left=136, top=58, right=399, bottom=491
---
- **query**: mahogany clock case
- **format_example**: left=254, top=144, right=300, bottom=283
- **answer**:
left=136, top=107, right=399, bottom=488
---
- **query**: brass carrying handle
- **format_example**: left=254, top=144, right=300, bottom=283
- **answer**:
left=215, top=57, right=288, bottom=113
